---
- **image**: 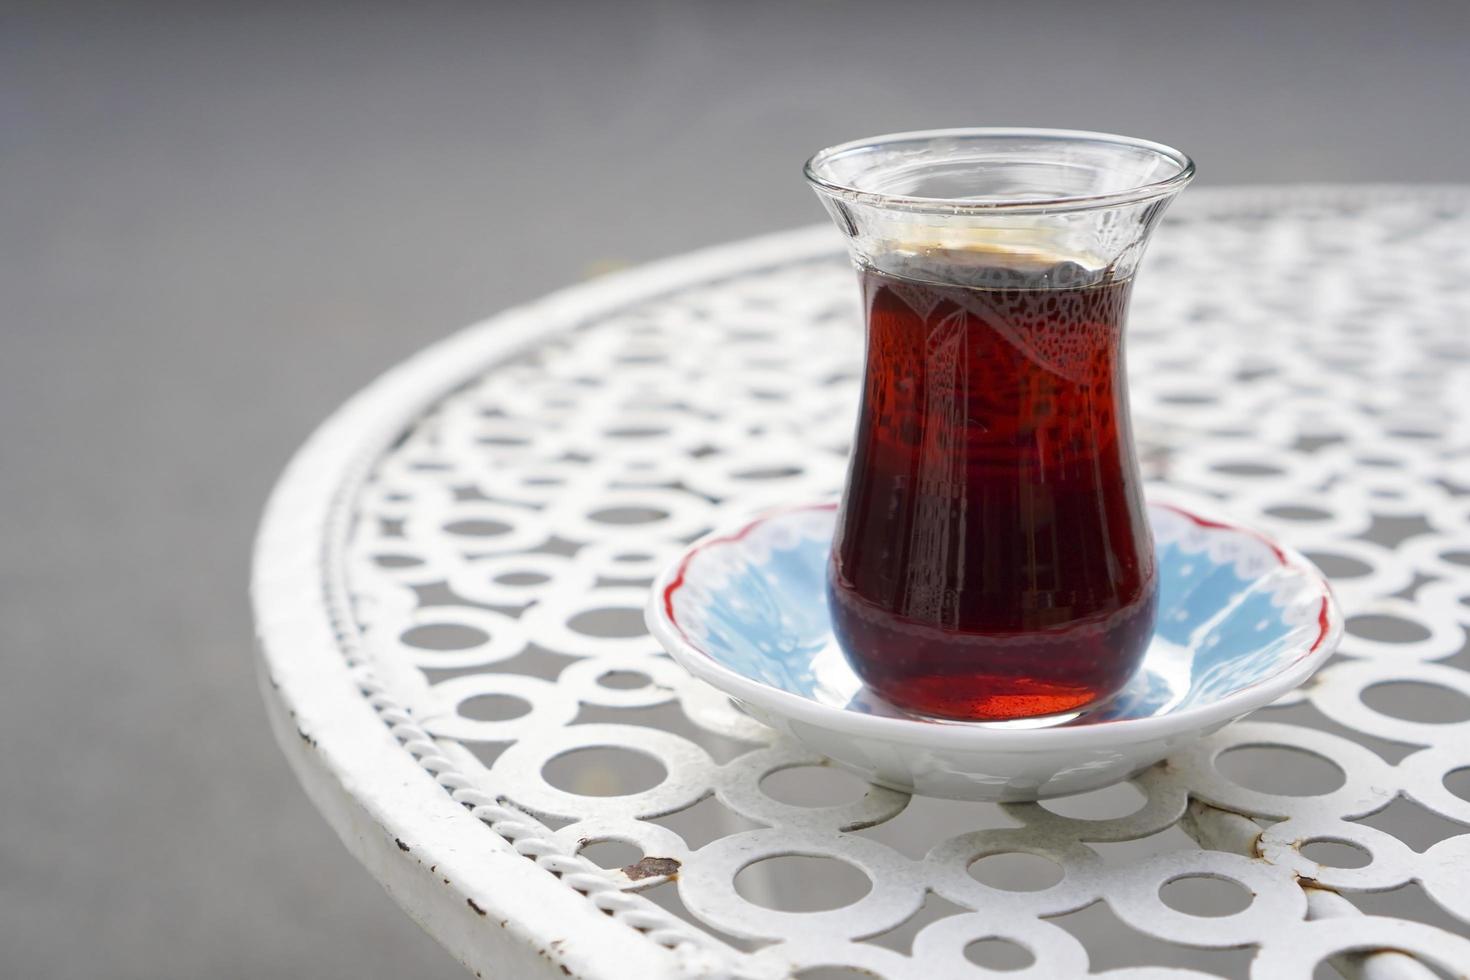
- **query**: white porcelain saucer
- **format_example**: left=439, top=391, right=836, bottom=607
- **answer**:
left=646, top=496, right=1342, bottom=801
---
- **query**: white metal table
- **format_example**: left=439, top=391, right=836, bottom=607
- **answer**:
left=253, top=187, right=1470, bottom=979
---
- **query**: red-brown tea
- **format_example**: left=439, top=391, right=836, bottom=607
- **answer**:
left=829, top=255, right=1157, bottom=721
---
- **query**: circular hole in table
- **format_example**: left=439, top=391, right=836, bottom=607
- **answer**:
left=735, top=855, right=872, bottom=912
left=494, top=570, right=551, bottom=586
left=568, top=607, right=648, bottom=639
left=542, top=747, right=667, bottom=797
left=578, top=840, right=642, bottom=870
left=1217, top=745, right=1346, bottom=797
left=1443, top=767, right=1470, bottom=804
left=1300, top=840, right=1372, bottom=869
left=444, top=518, right=512, bottom=537
left=760, top=765, right=870, bottom=808
left=598, top=670, right=651, bottom=690
left=1159, top=874, right=1253, bottom=917
left=1302, top=551, right=1374, bottom=579
left=1346, top=614, right=1433, bottom=644
left=374, top=554, right=424, bottom=568
left=1361, top=681, right=1470, bottom=723
left=589, top=506, right=670, bottom=526
left=969, top=853, right=1064, bottom=892
left=1265, top=505, right=1333, bottom=522
left=733, top=465, right=803, bottom=480
left=458, top=694, right=532, bottom=722
left=1212, top=462, right=1283, bottom=477
left=965, top=938, right=1036, bottom=971
left=401, top=623, right=488, bottom=651
left=603, top=425, right=667, bottom=439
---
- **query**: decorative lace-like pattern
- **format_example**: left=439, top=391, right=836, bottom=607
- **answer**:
left=339, top=190, right=1470, bottom=978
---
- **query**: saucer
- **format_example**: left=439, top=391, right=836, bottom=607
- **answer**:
left=646, top=496, right=1341, bottom=801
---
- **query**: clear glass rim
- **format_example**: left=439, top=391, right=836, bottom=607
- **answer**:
left=804, top=127, right=1196, bottom=215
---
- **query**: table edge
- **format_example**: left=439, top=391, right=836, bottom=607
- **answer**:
left=252, top=222, right=843, bottom=980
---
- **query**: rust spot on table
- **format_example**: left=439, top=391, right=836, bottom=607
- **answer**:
left=622, top=856, right=681, bottom=881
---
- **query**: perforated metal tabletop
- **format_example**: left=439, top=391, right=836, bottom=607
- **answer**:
left=253, top=187, right=1470, bottom=979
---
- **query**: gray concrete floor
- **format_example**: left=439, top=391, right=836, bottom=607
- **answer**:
left=3, top=1, right=1467, bottom=977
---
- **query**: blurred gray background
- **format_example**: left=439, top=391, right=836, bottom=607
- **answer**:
left=3, top=1, right=1468, bottom=977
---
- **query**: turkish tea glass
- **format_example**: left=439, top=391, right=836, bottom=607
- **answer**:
left=805, top=128, right=1194, bottom=721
